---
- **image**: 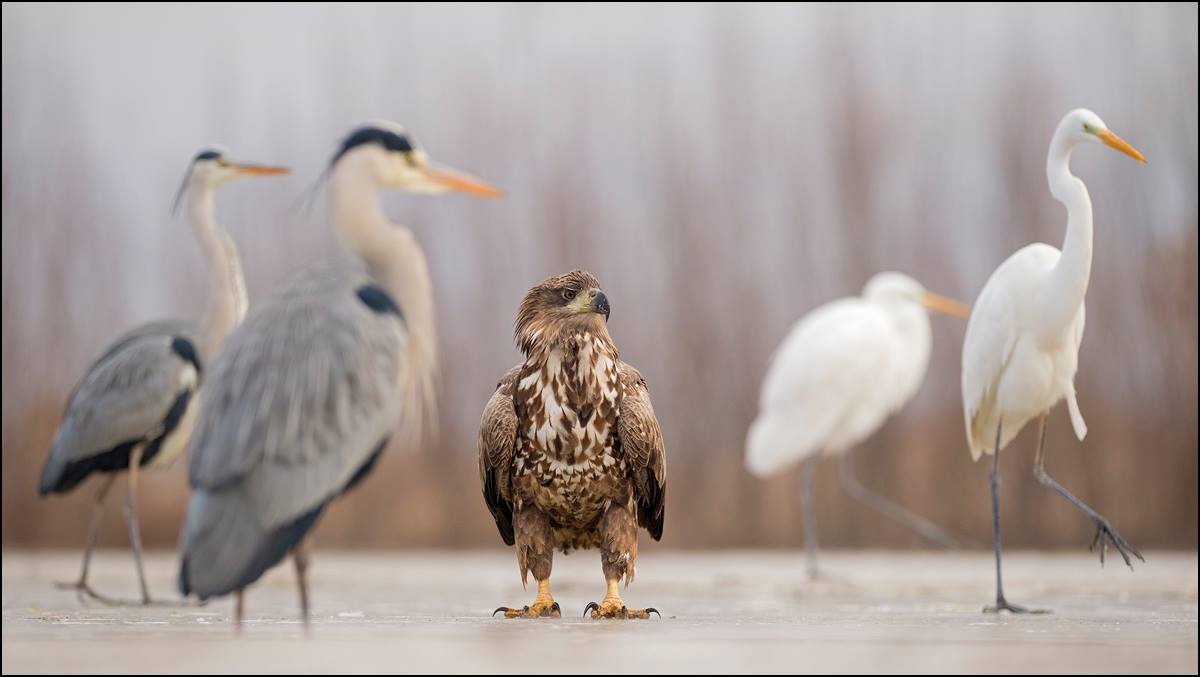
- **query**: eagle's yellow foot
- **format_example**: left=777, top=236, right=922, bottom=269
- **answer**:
left=583, top=598, right=660, bottom=619
left=493, top=580, right=561, bottom=619
left=493, top=601, right=561, bottom=618
left=584, top=580, right=660, bottom=620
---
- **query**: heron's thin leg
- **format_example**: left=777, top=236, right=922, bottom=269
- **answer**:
left=1032, top=412, right=1143, bottom=569
left=839, top=447, right=968, bottom=549
left=294, top=536, right=312, bottom=632
left=123, top=446, right=152, bottom=604
left=56, top=474, right=118, bottom=600
left=235, top=589, right=245, bottom=633
left=799, top=457, right=819, bottom=579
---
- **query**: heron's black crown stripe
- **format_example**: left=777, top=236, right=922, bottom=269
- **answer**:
left=193, top=149, right=222, bottom=163
left=170, top=336, right=202, bottom=375
left=331, top=127, right=414, bottom=166
left=356, top=284, right=404, bottom=319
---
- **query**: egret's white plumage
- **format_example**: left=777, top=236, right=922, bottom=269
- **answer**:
left=962, top=108, right=1146, bottom=613
left=747, top=272, right=963, bottom=476
left=745, top=272, right=969, bottom=576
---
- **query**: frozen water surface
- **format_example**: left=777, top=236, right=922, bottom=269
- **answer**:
left=3, top=550, right=1196, bottom=674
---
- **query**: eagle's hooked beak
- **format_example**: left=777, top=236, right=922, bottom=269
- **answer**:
left=584, top=289, right=610, bottom=321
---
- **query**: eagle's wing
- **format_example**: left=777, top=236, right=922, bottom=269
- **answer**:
left=617, top=362, right=666, bottom=541
left=478, top=364, right=522, bottom=546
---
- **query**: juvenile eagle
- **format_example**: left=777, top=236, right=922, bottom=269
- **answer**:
left=479, top=270, right=666, bottom=619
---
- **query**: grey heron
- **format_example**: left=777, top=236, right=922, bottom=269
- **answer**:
left=38, top=149, right=289, bottom=604
left=176, top=123, right=501, bottom=630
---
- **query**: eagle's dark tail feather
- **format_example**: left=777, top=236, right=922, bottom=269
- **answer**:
left=483, top=470, right=515, bottom=546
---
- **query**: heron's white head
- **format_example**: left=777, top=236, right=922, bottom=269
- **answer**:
left=1057, top=108, right=1146, bottom=163
left=327, top=122, right=502, bottom=197
left=863, top=272, right=970, bottom=319
left=172, top=148, right=289, bottom=213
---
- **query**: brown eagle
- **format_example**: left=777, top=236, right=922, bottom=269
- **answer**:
left=479, top=270, right=667, bottom=619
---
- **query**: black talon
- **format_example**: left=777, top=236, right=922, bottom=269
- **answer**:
left=549, top=602, right=561, bottom=616
left=492, top=606, right=511, bottom=617
left=646, top=607, right=660, bottom=618
left=584, top=602, right=599, bottom=618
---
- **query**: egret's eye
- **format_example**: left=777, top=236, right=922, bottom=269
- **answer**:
left=1082, top=122, right=1094, bottom=134
left=562, top=289, right=577, bottom=301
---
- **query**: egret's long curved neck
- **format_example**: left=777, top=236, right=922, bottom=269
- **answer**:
left=1042, top=125, right=1093, bottom=337
left=327, top=162, right=438, bottom=431
left=187, top=182, right=247, bottom=360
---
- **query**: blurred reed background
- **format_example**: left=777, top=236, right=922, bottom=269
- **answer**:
left=2, top=3, right=1196, bottom=550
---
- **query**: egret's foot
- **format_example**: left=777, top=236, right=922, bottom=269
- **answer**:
left=54, top=580, right=143, bottom=606
left=983, top=598, right=1050, bottom=614
left=492, top=600, right=561, bottom=619
left=1089, top=518, right=1144, bottom=569
left=584, top=598, right=660, bottom=619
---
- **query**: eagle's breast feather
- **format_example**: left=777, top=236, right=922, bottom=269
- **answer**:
left=512, top=332, right=627, bottom=537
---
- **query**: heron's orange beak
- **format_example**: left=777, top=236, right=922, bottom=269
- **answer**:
left=424, top=166, right=504, bottom=197
left=235, top=164, right=291, bottom=176
left=922, top=291, right=971, bottom=319
left=1097, top=129, right=1147, bottom=163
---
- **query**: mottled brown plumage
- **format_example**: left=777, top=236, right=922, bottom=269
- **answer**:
left=479, top=270, right=666, bottom=619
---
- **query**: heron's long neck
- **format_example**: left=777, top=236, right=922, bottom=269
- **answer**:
left=1042, top=130, right=1093, bottom=337
left=188, top=183, right=247, bottom=360
left=328, top=173, right=438, bottom=431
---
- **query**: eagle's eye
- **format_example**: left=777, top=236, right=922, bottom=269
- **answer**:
left=562, top=289, right=577, bottom=302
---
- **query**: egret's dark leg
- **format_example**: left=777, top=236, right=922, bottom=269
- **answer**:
left=799, top=457, right=820, bottom=579
left=983, top=421, right=1043, bottom=614
left=123, top=446, right=152, bottom=604
left=1032, top=412, right=1143, bottom=569
left=235, top=589, right=245, bottom=633
left=56, top=474, right=120, bottom=603
left=294, top=537, right=312, bottom=631
left=839, top=447, right=968, bottom=549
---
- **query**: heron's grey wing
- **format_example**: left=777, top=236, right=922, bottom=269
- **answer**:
left=179, top=267, right=408, bottom=598
left=478, top=364, right=522, bottom=546
left=39, top=320, right=201, bottom=495
left=616, top=362, right=666, bottom=541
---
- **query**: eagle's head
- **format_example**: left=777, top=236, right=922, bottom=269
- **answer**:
left=514, top=269, right=611, bottom=355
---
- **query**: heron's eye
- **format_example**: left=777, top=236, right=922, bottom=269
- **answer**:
left=404, top=153, right=419, bottom=168
left=562, top=289, right=577, bottom=301
left=216, top=157, right=231, bottom=167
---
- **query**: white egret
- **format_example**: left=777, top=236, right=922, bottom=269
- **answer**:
left=746, top=272, right=970, bottom=577
left=962, top=108, right=1146, bottom=613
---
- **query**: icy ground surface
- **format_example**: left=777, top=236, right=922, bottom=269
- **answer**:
left=3, top=550, right=1196, bottom=674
